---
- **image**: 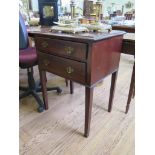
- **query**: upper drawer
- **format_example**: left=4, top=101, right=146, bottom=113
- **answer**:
left=35, top=37, right=87, bottom=61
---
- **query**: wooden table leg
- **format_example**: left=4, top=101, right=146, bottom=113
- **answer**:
left=65, top=79, right=74, bottom=94
left=108, top=71, right=118, bottom=112
left=125, top=63, right=135, bottom=114
left=39, top=69, right=48, bottom=110
left=84, top=87, right=94, bottom=137
left=70, top=80, right=74, bottom=94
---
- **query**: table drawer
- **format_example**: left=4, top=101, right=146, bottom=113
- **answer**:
left=38, top=52, right=86, bottom=84
left=35, top=37, right=87, bottom=61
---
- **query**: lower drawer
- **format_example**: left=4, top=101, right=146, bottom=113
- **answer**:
left=38, top=52, right=86, bottom=84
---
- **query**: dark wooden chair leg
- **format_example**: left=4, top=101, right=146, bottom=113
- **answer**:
left=132, top=86, right=135, bottom=98
left=125, top=64, right=135, bottom=114
left=65, top=79, right=68, bottom=87
left=84, top=87, right=94, bottom=137
left=108, top=71, right=118, bottom=112
left=39, top=69, right=49, bottom=110
left=70, top=80, right=74, bottom=94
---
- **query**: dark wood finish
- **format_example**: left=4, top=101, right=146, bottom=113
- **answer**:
left=110, top=29, right=135, bottom=113
left=122, top=39, right=135, bottom=55
left=132, top=86, right=135, bottom=98
left=35, top=37, right=87, bottom=61
left=112, top=25, right=135, bottom=33
left=122, top=34, right=135, bottom=113
left=39, top=69, right=48, bottom=110
left=38, top=52, right=86, bottom=84
left=29, top=28, right=124, bottom=43
left=90, top=36, right=122, bottom=85
left=29, top=28, right=125, bottom=137
left=84, top=87, right=94, bottom=137
left=108, top=71, right=118, bottom=112
left=125, top=63, right=135, bottom=114
left=65, top=79, right=68, bottom=87
left=65, top=79, right=74, bottom=94
left=70, top=80, right=74, bottom=94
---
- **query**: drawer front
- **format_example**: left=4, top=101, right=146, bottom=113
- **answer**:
left=38, top=52, right=86, bottom=84
left=35, top=37, right=87, bottom=61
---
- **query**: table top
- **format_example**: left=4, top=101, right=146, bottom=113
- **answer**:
left=28, top=27, right=125, bottom=43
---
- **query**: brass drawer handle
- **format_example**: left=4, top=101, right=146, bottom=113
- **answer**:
left=65, top=46, right=74, bottom=55
left=44, top=59, right=50, bottom=66
left=66, top=67, right=74, bottom=74
left=41, top=41, right=48, bottom=48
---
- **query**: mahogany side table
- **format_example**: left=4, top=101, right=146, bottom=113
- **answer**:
left=29, top=29, right=125, bottom=137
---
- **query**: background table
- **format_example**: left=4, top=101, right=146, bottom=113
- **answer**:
left=122, top=33, right=135, bottom=113
left=112, top=25, right=135, bottom=33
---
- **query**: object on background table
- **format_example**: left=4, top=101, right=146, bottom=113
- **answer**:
left=38, top=0, right=58, bottom=26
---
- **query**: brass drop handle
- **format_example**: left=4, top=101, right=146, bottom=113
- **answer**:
left=66, top=66, right=74, bottom=74
left=41, top=41, right=48, bottom=48
left=65, top=46, right=74, bottom=55
left=44, top=59, right=50, bottom=66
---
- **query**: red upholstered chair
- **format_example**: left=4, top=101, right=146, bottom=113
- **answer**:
left=19, top=12, right=63, bottom=112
